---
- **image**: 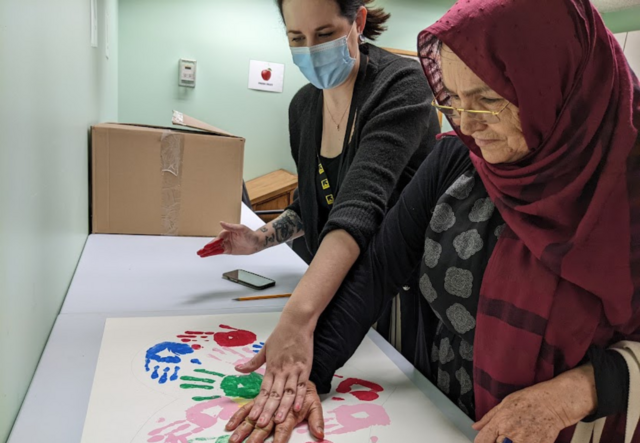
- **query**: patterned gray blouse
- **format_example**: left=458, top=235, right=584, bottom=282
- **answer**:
left=421, top=169, right=504, bottom=417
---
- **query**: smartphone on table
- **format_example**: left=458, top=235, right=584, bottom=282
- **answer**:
left=222, top=269, right=276, bottom=290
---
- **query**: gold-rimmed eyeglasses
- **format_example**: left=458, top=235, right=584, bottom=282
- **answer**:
left=431, top=99, right=509, bottom=124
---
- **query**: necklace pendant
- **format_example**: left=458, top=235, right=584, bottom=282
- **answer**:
left=337, top=124, right=340, bottom=130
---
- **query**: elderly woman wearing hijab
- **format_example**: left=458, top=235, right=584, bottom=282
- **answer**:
left=225, top=1, right=640, bottom=442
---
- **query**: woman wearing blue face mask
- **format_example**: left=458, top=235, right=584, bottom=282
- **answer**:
left=199, top=0, right=440, bottom=433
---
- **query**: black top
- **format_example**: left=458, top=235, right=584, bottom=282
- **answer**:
left=310, top=137, right=629, bottom=421
left=286, top=44, right=440, bottom=255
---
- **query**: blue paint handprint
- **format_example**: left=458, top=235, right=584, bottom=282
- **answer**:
left=252, top=342, right=265, bottom=354
left=145, top=342, right=194, bottom=384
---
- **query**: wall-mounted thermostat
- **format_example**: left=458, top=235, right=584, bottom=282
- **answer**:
left=179, top=59, right=197, bottom=88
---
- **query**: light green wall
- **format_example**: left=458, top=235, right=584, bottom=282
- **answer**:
left=602, top=6, right=640, bottom=34
left=119, top=0, right=640, bottom=180
left=0, top=0, right=118, bottom=440
left=118, top=0, right=456, bottom=180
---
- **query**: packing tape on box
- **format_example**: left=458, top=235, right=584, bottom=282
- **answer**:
left=160, top=131, right=184, bottom=235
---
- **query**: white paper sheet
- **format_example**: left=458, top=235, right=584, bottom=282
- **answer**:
left=80, top=313, right=471, bottom=443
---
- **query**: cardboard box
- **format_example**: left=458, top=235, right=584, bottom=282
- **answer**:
left=91, top=111, right=244, bottom=237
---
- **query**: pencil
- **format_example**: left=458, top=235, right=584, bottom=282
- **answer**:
left=234, top=293, right=292, bottom=301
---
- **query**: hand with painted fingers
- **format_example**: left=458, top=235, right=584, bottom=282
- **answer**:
left=198, top=222, right=263, bottom=257
left=233, top=315, right=314, bottom=428
left=225, top=381, right=324, bottom=443
left=198, top=210, right=305, bottom=258
left=472, top=365, right=597, bottom=443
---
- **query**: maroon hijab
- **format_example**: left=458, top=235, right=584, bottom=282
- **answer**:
left=419, top=0, right=640, bottom=441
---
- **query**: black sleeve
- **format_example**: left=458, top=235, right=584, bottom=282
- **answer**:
left=285, top=88, right=306, bottom=218
left=583, top=346, right=630, bottom=421
left=319, top=62, right=438, bottom=252
left=286, top=198, right=302, bottom=218
left=310, top=139, right=473, bottom=393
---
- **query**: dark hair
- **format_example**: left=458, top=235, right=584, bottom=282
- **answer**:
left=277, top=0, right=390, bottom=41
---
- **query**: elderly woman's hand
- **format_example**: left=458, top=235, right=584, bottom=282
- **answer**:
left=232, top=311, right=314, bottom=428
left=225, top=381, right=324, bottom=443
left=473, top=365, right=597, bottom=443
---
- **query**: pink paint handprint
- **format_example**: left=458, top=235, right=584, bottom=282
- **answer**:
left=295, top=403, right=390, bottom=441
left=324, top=404, right=390, bottom=435
left=325, top=377, right=389, bottom=437
left=147, top=397, right=238, bottom=443
left=294, top=377, right=390, bottom=442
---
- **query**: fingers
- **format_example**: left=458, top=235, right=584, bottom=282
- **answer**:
left=273, top=382, right=324, bottom=443
left=274, top=375, right=299, bottom=424
left=473, top=404, right=500, bottom=431
left=257, top=374, right=287, bottom=427
left=205, top=237, right=221, bottom=247
left=229, top=418, right=258, bottom=443
left=236, top=347, right=266, bottom=373
left=226, top=401, right=254, bottom=432
left=474, top=423, right=500, bottom=443
left=273, top=417, right=296, bottom=443
left=293, top=367, right=310, bottom=412
left=198, top=246, right=224, bottom=257
left=473, top=402, right=501, bottom=443
left=306, top=396, right=325, bottom=440
left=248, top=372, right=274, bottom=423
left=198, top=237, right=225, bottom=257
left=220, top=221, right=246, bottom=232
left=246, top=422, right=275, bottom=443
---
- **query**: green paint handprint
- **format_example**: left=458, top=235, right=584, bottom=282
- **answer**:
left=179, top=369, right=263, bottom=401
left=187, top=436, right=230, bottom=443
left=220, top=373, right=262, bottom=398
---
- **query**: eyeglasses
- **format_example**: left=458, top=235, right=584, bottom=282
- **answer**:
left=431, top=99, right=510, bottom=124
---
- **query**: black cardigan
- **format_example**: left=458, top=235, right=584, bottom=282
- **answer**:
left=309, top=138, right=629, bottom=421
left=287, top=44, right=440, bottom=255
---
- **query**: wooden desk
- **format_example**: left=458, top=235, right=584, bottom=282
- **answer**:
left=246, top=169, right=298, bottom=222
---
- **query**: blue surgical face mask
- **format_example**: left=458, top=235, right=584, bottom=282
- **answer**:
left=290, top=27, right=356, bottom=90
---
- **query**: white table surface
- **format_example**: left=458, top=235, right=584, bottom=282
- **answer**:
left=8, top=311, right=476, bottom=443
left=9, top=204, right=475, bottom=442
left=62, top=205, right=308, bottom=314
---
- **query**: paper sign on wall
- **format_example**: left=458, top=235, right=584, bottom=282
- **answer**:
left=248, top=60, right=284, bottom=93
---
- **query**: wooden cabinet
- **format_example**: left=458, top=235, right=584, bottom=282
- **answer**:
left=246, top=169, right=298, bottom=222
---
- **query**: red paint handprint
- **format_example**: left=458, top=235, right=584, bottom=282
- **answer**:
left=176, top=325, right=257, bottom=350
left=177, top=331, right=215, bottom=350
left=336, top=378, right=384, bottom=401
left=213, top=325, right=256, bottom=347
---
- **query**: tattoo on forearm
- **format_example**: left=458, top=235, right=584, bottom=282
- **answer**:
left=273, top=210, right=303, bottom=243
left=260, top=210, right=303, bottom=248
left=264, top=233, right=276, bottom=247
